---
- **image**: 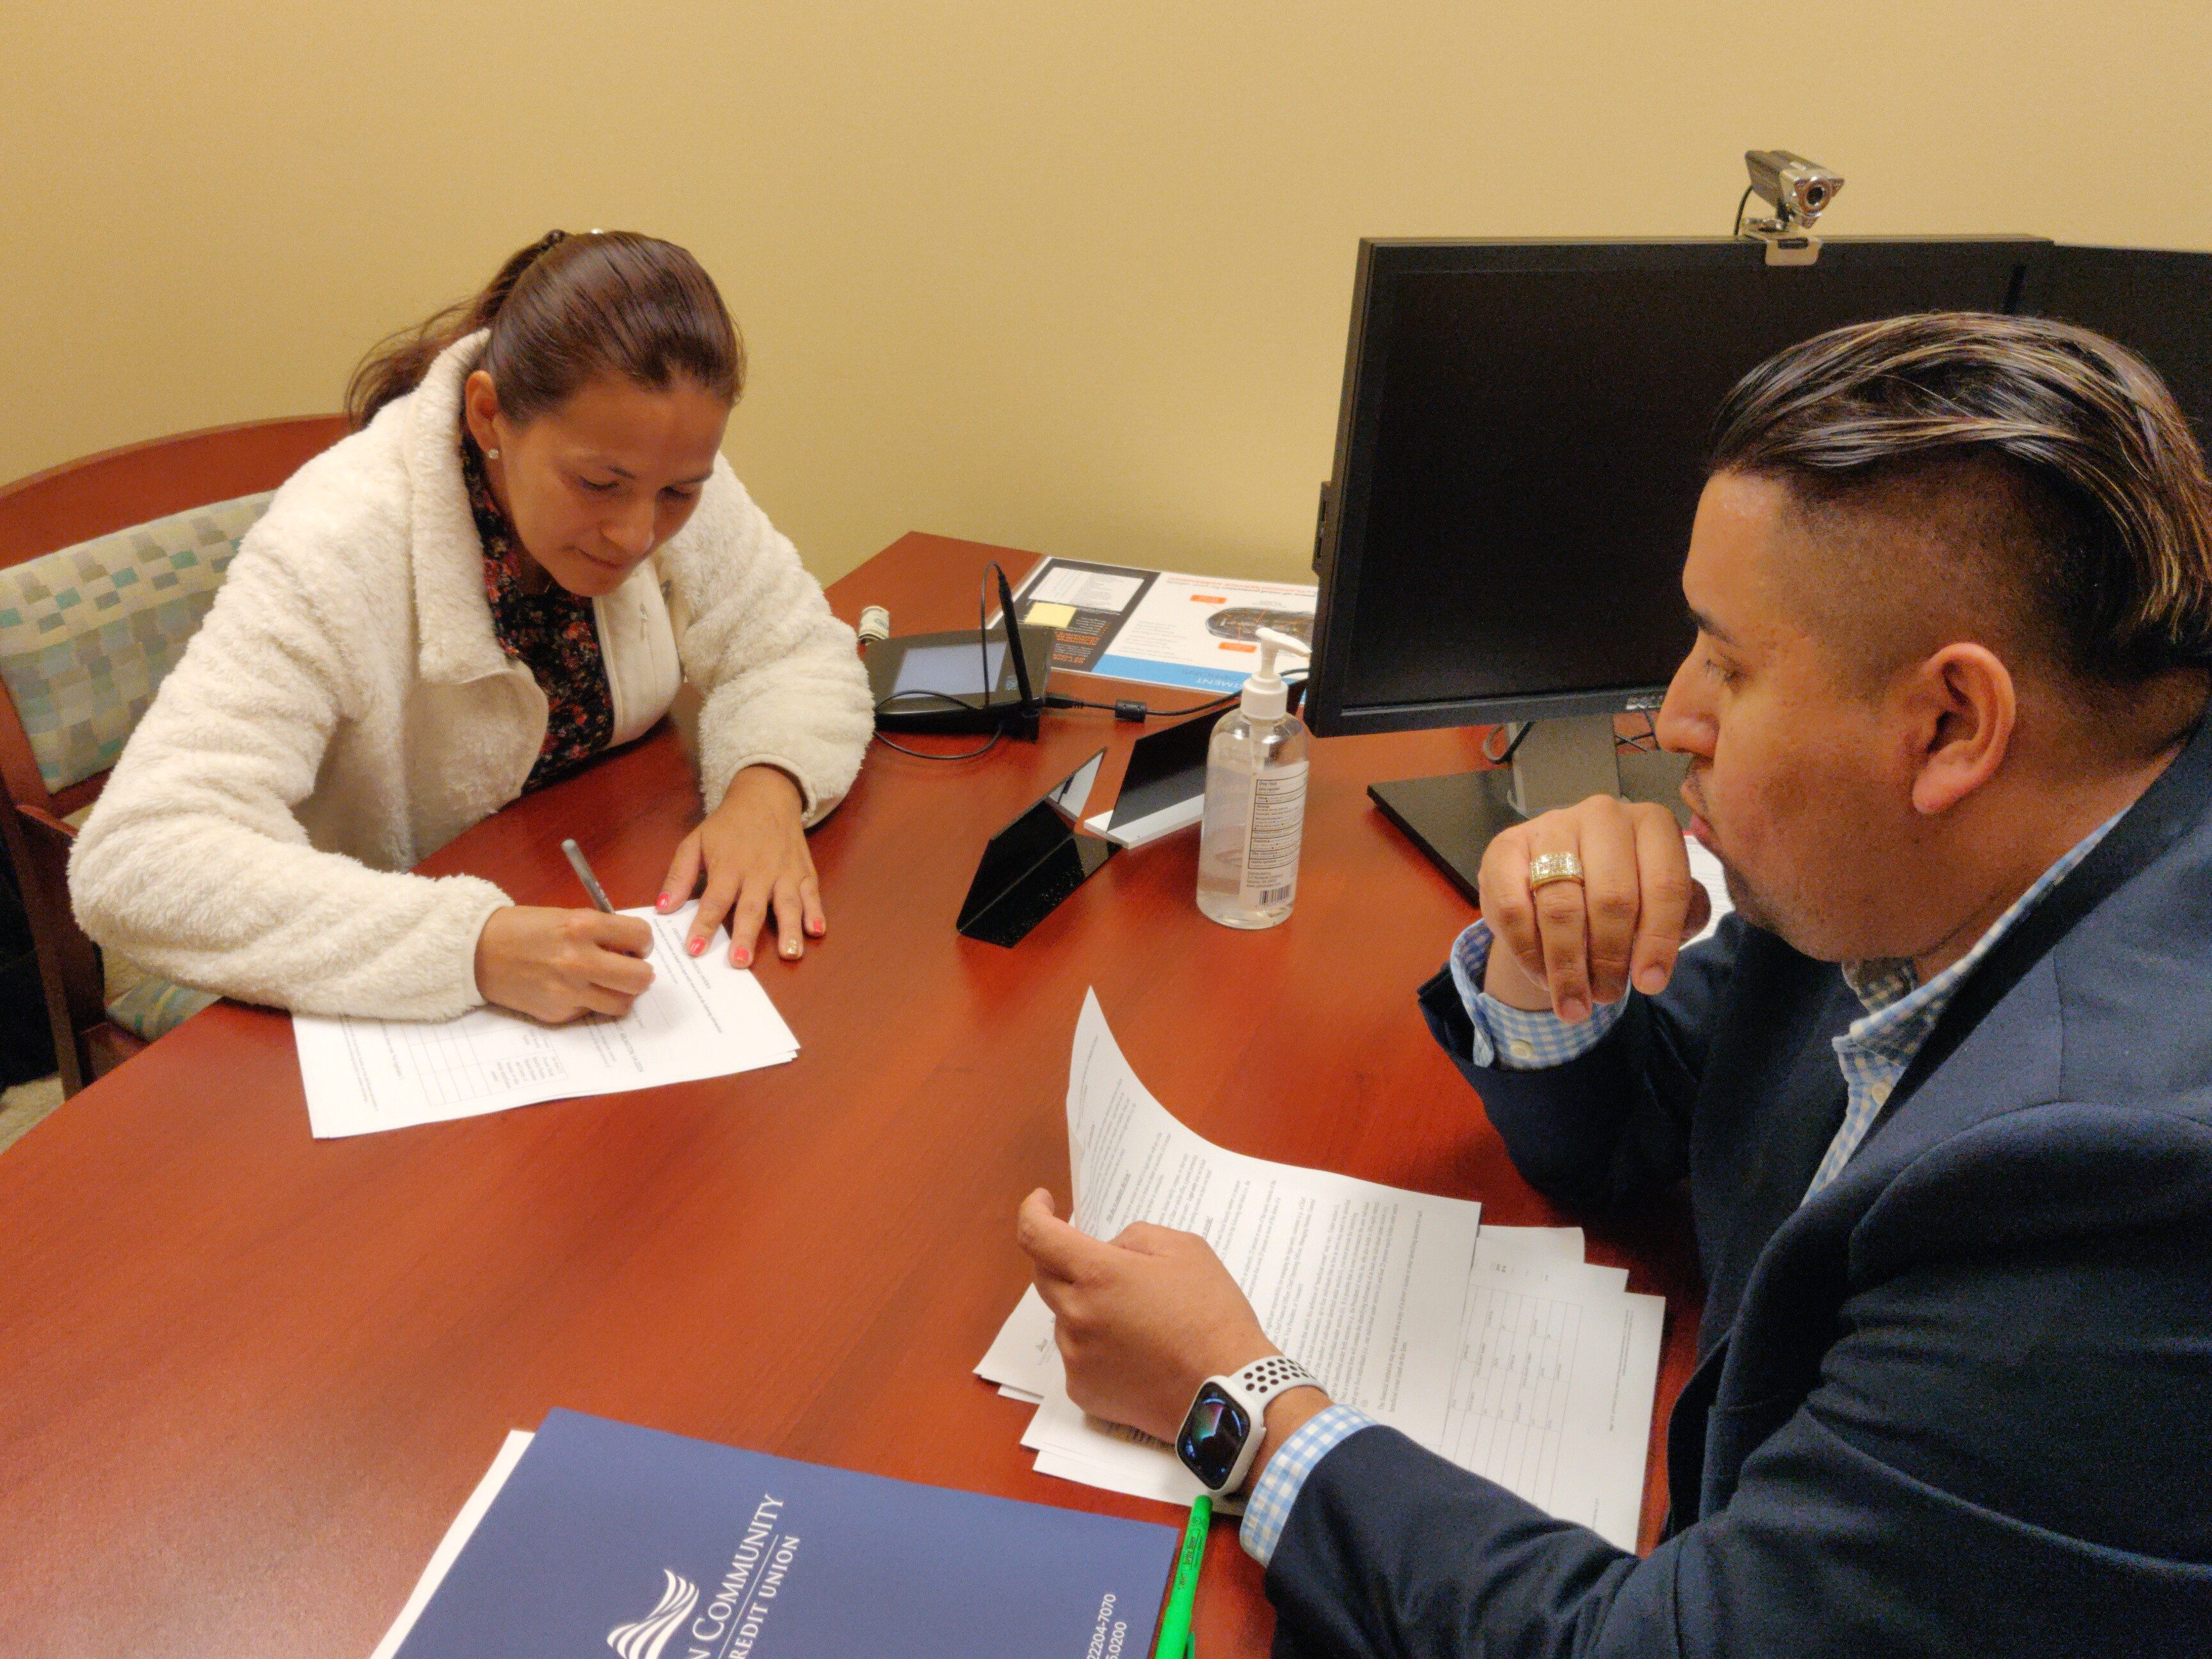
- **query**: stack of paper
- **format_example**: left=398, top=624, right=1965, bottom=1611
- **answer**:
left=294, top=902, right=799, bottom=1138
left=978, top=991, right=1665, bottom=1551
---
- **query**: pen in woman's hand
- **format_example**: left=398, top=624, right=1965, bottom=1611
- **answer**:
left=560, top=838, right=616, bottom=913
left=563, top=837, right=651, bottom=959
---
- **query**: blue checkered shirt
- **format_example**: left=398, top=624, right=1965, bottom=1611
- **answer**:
left=1446, top=918, right=1629, bottom=1068
left=1239, top=1403, right=1377, bottom=1566
left=1240, top=817, right=2121, bottom=1566
left=1806, top=812, right=2119, bottom=1195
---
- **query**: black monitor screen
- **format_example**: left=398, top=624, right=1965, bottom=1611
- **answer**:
left=2021, top=244, right=2212, bottom=455
left=1307, top=239, right=2043, bottom=736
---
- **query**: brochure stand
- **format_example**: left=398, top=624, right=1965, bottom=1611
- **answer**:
left=1082, top=712, right=1212, bottom=847
left=956, top=750, right=1116, bottom=947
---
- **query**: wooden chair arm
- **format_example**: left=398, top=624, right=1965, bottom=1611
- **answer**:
left=17, top=801, right=77, bottom=845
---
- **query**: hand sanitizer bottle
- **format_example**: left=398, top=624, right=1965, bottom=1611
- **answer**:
left=1197, top=628, right=1311, bottom=929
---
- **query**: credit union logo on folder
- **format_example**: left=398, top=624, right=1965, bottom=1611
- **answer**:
left=607, top=1569, right=699, bottom=1659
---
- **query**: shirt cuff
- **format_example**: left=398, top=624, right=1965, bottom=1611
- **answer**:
left=1446, top=920, right=1627, bottom=1068
left=1238, top=1403, right=1377, bottom=1567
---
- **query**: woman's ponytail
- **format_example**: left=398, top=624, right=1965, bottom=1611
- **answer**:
left=344, top=228, right=737, bottom=431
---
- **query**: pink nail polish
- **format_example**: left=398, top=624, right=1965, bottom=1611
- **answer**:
left=808, top=920, right=824, bottom=936
left=657, top=893, right=672, bottom=911
left=734, top=948, right=751, bottom=966
left=689, top=938, right=705, bottom=956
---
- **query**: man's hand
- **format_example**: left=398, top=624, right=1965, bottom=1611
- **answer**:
left=474, top=905, right=655, bottom=1022
left=658, top=765, right=822, bottom=967
left=1016, top=1189, right=1279, bottom=1444
left=1477, top=794, right=1711, bottom=1023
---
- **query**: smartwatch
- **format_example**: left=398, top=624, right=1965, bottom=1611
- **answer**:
left=1174, top=1354, right=1327, bottom=1496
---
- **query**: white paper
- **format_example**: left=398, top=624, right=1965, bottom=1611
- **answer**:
left=1475, top=1231, right=1630, bottom=1294
left=1063, top=990, right=1484, bottom=1423
left=1030, top=565, right=1148, bottom=611
left=1014, top=991, right=1481, bottom=1504
left=368, top=1429, right=533, bottom=1659
left=1442, top=1240, right=1665, bottom=1549
left=294, top=902, right=798, bottom=1138
left=976, top=1283, right=1061, bottom=1395
left=974, top=1233, right=1600, bottom=1398
left=1002, top=993, right=1665, bottom=1552
left=1025, top=1392, right=1237, bottom=1510
left=1479, top=1224, right=1586, bottom=1260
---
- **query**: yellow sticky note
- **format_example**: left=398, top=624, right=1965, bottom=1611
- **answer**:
left=1025, top=602, right=1078, bottom=628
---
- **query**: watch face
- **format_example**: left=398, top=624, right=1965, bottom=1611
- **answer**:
left=1176, top=1381, right=1251, bottom=1491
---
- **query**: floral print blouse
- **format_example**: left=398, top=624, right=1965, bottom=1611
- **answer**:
left=461, top=435, right=614, bottom=792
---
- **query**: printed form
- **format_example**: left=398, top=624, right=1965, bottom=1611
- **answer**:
left=980, top=991, right=1663, bottom=1549
left=294, top=903, right=798, bottom=1139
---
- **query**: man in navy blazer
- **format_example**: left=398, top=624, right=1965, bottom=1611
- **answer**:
left=1018, top=314, right=2212, bottom=1656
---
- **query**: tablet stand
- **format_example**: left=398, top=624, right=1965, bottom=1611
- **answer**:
left=957, top=751, right=1118, bottom=947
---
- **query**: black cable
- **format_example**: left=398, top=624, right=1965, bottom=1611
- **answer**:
left=977, top=562, right=998, bottom=709
left=1046, top=671, right=1308, bottom=725
left=1731, top=184, right=1755, bottom=237
left=872, top=726, right=1005, bottom=760
left=1047, top=691, right=1231, bottom=721
left=1482, top=721, right=1535, bottom=765
left=863, top=565, right=1022, bottom=761
left=1614, top=709, right=1662, bottom=753
left=869, top=689, right=1005, bottom=759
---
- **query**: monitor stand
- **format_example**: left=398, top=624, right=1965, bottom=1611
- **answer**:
left=1367, top=714, right=1690, bottom=907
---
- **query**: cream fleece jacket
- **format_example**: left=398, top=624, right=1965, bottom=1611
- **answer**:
left=69, top=333, right=874, bottom=1020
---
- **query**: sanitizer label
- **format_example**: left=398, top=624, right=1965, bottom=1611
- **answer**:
left=1240, top=762, right=1310, bottom=908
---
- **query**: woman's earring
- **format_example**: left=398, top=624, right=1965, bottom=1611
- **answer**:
left=486, top=447, right=501, bottom=460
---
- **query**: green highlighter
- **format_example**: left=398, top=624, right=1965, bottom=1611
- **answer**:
left=1154, top=1493, right=1211, bottom=1659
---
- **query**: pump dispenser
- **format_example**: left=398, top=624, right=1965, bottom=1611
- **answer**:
left=1196, top=627, right=1311, bottom=928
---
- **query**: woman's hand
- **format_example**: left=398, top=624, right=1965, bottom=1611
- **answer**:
left=474, top=905, right=655, bottom=1022
left=658, top=765, right=823, bottom=966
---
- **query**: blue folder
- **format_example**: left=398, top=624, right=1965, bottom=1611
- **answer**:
left=395, top=1410, right=1180, bottom=1659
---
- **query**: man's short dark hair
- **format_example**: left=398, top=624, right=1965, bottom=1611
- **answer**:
left=1708, top=312, right=2212, bottom=690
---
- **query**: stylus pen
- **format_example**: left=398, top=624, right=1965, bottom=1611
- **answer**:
left=1155, top=1493, right=1210, bottom=1659
left=559, top=838, right=615, bottom=914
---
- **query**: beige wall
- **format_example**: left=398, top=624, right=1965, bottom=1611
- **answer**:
left=6, top=2, right=2211, bottom=586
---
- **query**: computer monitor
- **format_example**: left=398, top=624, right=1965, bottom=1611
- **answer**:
left=1302, top=235, right=2209, bottom=902
left=2019, top=244, right=2212, bottom=453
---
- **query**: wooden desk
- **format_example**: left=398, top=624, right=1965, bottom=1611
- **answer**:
left=0, top=533, right=1703, bottom=1658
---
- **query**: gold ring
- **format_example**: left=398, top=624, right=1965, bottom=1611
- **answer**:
left=1527, top=851, right=1585, bottom=890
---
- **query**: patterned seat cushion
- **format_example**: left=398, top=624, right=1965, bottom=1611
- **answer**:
left=104, top=973, right=218, bottom=1042
left=0, top=492, right=273, bottom=793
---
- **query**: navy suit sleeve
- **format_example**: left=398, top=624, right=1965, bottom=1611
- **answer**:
left=1265, top=1102, right=2212, bottom=1659
left=1420, top=918, right=1744, bottom=1209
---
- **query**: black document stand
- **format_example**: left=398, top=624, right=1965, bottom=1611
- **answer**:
left=957, top=751, right=1118, bottom=947
left=1097, top=713, right=1213, bottom=842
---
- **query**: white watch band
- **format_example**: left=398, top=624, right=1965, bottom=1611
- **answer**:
left=1231, top=1354, right=1326, bottom=1408
left=1180, top=1354, right=1327, bottom=1496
